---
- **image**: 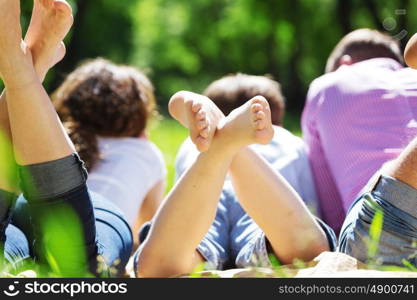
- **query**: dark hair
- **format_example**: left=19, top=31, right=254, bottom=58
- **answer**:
left=326, top=28, right=403, bottom=73
left=203, top=73, right=286, bottom=126
left=53, top=58, right=157, bottom=170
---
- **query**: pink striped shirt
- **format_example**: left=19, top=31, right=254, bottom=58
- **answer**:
left=302, top=58, right=417, bottom=233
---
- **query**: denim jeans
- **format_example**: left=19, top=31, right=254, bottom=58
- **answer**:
left=0, top=154, right=133, bottom=277
left=339, top=175, right=417, bottom=266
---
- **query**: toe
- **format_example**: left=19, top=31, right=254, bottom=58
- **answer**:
left=199, top=126, right=209, bottom=138
left=196, top=109, right=206, bottom=121
left=254, top=119, right=266, bottom=130
left=197, top=119, right=208, bottom=130
left=251, top=96, right=267, bottom=106
left=251, top=103, right=263, bottom=113
left=253, top=111, right=265, bottom=121
left=41, top=0, right=54, bottom=9
left=54, top=0, right=73, bottom=15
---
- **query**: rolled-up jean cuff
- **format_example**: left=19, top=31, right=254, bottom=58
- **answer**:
left=18, top=153, right=88, bottom=201
left=197, top=239, right=222, bottom=270
left=372, top=175, right=417, bottom=219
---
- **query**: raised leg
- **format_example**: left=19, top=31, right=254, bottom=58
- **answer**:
left=230, top=148, right=329, bottom=264
left=0, top=0, right=75, bottom=166
left=0, top=0, right=73, bottom=192
left=227, top=97, right=329, bottom=264
left=0, top=0, right=96, bottom=277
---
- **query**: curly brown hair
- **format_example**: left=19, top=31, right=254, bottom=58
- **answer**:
left=53, top=58, right=157, bottom=170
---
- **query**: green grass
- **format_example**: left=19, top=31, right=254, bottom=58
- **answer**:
left=148, top=112, right=302, bottom=192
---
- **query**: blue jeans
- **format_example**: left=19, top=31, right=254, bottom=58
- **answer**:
left=339, top=175, right=417, bottom=266
left=0, top=154, right=132, bottom=277
left=135, top=181, right=336, bottom=271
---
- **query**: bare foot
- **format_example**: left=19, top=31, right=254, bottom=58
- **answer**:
left=25, top=0, right=73, bottom=76
left=169, top=91, right=224, bottom=152
left=217, top=96, right=274, bottom=149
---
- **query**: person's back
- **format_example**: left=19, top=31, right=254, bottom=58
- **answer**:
left=302, top=29, right=417, bottom=232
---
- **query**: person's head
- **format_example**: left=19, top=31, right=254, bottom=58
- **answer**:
left=325, top=28, right=403, bottom=73
left=203, top=74, right=285, bottom=126
left=53, top=58, right=156, bottom=170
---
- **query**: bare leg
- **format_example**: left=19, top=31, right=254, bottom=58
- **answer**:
left=0, top=0, right=72, bottom=190
left=168, top=91, right=224, bottom=152
left=137, top=97, right=271, bottom=277
left=0, top=0, right=74, bottom=166
left=230, top=148, right=329, bottom=264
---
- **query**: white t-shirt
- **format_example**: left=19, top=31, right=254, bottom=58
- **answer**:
left=175, top=126, right=320, bottom=215
left=88, top=137, right=166, bottom=226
